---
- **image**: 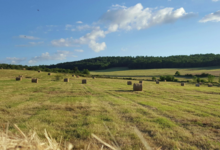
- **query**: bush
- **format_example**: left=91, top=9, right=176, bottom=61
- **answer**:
left=201, top=79, right=206, bottom=82
left=175, top=71, right=180, bottom=76
left=166, top=75, right=175, bottom=81
left=152, top=76, right=156, bottom=81
left=218, top=74, right=220, bottom=83
left=192, top=76, right=197, bottom=82
left=208, top=75, right=215, bottom=83
left=160, top=76, right=166, bottom=81
left=82, top=69, right=90, bottom=75
left=174, top=79, right=179, bottom=82
left=197, top=77, right=201, bottom=83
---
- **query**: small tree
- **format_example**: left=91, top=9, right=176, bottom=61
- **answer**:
left=175, top=71, right=181, bottom=76
left=160, top=76, right=165, bottom=81
left=192, top=76, right=197, bottom=82
left=197, top=77, right=201, bottom=83
left=208, top=75, right=215, bottom=83
left=83, top=69, right=90, bottom=75
left=152, top=76, right=156, bottom=81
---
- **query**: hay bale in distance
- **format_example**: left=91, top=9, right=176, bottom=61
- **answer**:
left=93, top=76, right=96, bottom=79
left=181, top=82, right=185, bottom=86
left=1, top=67, right=3, bottom=69
left=16, top=77, right=22, bottom=81
left=77, top=75, right=79, bottom=78
left=139, top=81, right=143, bottom=83
left=72, top=75, right=75, bottom=77
left=82, top=79, right=87, bottom=84
left=32, top=78, right=38, bottom=83
left=48, top=73, right=51, bottom=75
left=199, top=82, right=202, bottom=85
left=19, top=75, right=23, bottom=77
left=23, top=68, right=26, bottom=70
left=208, top=83, right=213, bottom=87
left=127, top=81, right=132, bottom=85
left=164, top=80, right=166, bottom=82
left=38, top=70, right=41, bottom=73
left=156, top=81, right=159, bottom=84
left=64, top=78, right=69, bottom=82
left=196, top=83, right=200, bottom=87
left=133, top=83, right=143, bottom=91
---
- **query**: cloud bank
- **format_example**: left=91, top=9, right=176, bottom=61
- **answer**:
left=52, top=3, right=194, bottom=52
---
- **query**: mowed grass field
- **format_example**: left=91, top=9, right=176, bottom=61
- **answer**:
left=1, top=69, right=220, bottom=150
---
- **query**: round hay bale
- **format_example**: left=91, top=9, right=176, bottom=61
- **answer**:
left=133, top=83, right=142, bottom=91
left=32, top=78, right=38, bottom=83
left=82, top=79, right=87, bottom=84
left=127, top=81, right=132, bottom=85
left=181, top=82, right=185, bottom=86
left=208, top=83, right=213, bottom=87
left=64, top=78, right=69, bottom=82
left=72, top=75, right=75, bottom=77
left=19, top=75, right=23, bottom=77
left=139, top=81, right=143, bottom=83
left=38, top=70, right=41, bottom=73
left=16, top=77, right=22, bottom=81
left=48, top=73, right=51, bottom=75
left=164, top=80, right=166, bottom=82
left=23, top=68, right=26, bottom=70
left=196, top=83, right=200, bottom=87
left=156, top=81, right=159, bottom=84
left=93, top=77, right=95, bottom=79
left=199, top=82, right=202, bottom=85
left=77, top=75, right=79, bottom=78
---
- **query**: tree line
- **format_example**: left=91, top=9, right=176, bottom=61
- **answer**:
left=44, top=53, right=220, bottom=70
left=1, top=53, right=220, bottom=72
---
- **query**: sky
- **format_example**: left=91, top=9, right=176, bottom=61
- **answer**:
left=0, top=0, right=220, bottom=66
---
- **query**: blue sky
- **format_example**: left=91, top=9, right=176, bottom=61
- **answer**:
left=0, top=0, right=220, bottom=66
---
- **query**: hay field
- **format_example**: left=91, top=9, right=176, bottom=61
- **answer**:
left=1, top=69, right=220, bottom=149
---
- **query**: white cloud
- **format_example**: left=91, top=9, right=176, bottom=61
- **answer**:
left=52, top=3, right=194, bottom=53
left=212, top=0, right=219, bottom=2
left=74, top=49, right=84, bottom=52
left=15, top=41, right=44, bottom=47
left=199, top=10, right=220, bottom=22
left=100, top=3, right=194, bottom=32
left=28, top=50, right=75, bottom=64
left=51, top=27, right=106, bottom=52
left=0, top=57, right=26, bottom=64
left=76, top=21, right=83, bottom=24
left=65, top=24, right=73, bottom=30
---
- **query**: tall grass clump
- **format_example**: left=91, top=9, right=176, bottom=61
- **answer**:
left=55, top=75, right=63, bottom=81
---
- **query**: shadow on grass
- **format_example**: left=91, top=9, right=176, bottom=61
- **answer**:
left=110, top=90, right=133, bottom=92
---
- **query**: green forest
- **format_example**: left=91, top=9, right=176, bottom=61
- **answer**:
left=45, top=53, right=220, bottom=70
left=1, top=54, right=220, bottom=72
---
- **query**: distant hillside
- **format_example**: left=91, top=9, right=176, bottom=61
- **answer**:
left=45, top=53, right=220, bottom=70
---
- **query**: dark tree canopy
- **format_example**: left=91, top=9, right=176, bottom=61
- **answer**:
left=44, top=53, right=220, bottom=70
left=1, top=53, right=220, bottom=71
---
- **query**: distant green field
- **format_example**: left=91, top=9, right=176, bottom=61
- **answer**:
left=1, top=69, right=220, bottom=149
left=91, top=66, right=220, bottom=76
left=91, top=66, right=220, bottom=82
